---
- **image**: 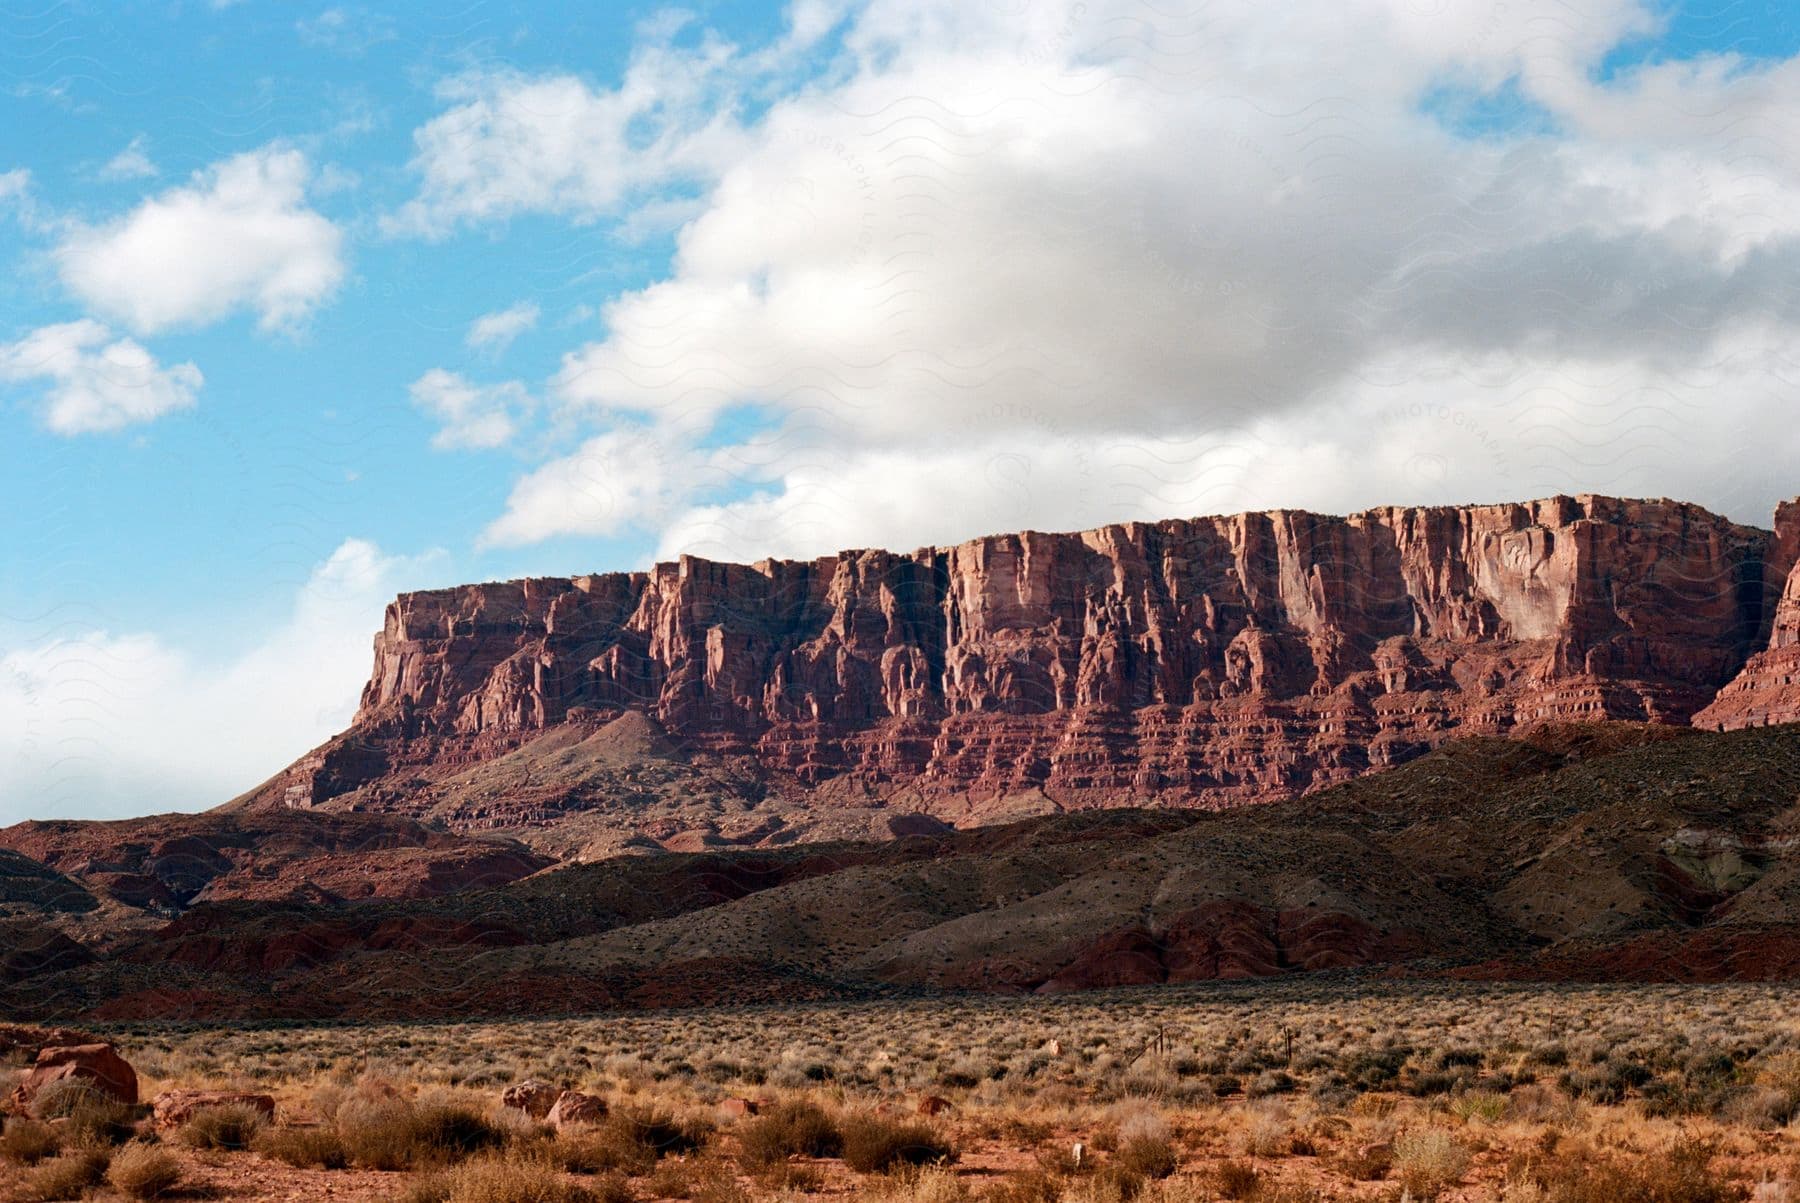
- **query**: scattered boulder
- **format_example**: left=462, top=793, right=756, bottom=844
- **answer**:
left=546, top=1090, right=606, bottom=1130
left=9, top=1043, right=137, bottom=1112
left=715, top=1097, right=759, bottom=1120
left=501, top=1079, right=561, bottom=1119
left=152, top=1090, right=275, bottom=1129
left=917, top=1095, right=953, bottom=1117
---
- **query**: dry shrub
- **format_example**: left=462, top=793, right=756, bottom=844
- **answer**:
left=997, top=1115, right=1054, bottom=1145
left=1034, top=1143, right=1089, bottom=1176
left=1, top=1116, right=61, bottom=1165
left=255, top=1123, right=350, bottom=1169
left=26, top=1079, right=136, bottom=1146
left=982, top=1169, right=1062, bottom=1203
left=840, top=1113, right=956, bottom=1173
left=1393, top=1128, right=1471, bottom=1198
left=339, top=1097, right=509, bottom=1171
left=1085, top=1164, right=1146, bottom=1200
left=590, top=1174, right=638, bottom=1203
left=1332, top=1141, right=1393, bottom=1181
left=19, top=1148, right=112, bottom=1202
left=401, top=1156, right=597, bottom=1203
left=751, top=1160, right=825, bottom=1191
left=1211, top=1160, right=1261, bottom=1200
left=108, top=1143, right=182, bottom=1199
left=1116, top=1135, right=1178, bottom=1180
left=1237, top=1103, right=1293, bottom=1157
left=646, top=1153, right=749, bottom=1202
left=610, top=1106, right=707, bottom=1159
left=885, top=1166, right=973, bottom=1202
left=1510, top=1083, right=1577, bottom=1124
left=176, top=1101, right=267, bottom=1150
left=1513, top=1135, right=1740, bottom=1203
left=1720, top=1085, right=1800, bottom=1130
left=539, top=1125, right=654, bottom=1176
left=537, top=1107, right=706, bottom=1177
left=1450, top=1090, right=1511, bottom=1124
left=738, top=1098, right=842, bottom=1165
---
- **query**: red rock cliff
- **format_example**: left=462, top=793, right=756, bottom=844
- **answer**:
left=262, top=495, right=1791, bottom=815
left=1697, top=500, right=1800, bottom=731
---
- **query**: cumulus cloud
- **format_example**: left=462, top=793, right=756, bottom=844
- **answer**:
left=430, top=0, right=1800, bottom=556
left=100, top=135, right=158, bottom=181
left=466, top=301, right=539, bottom=354
left=479, top=428, right=699, bottom=547
left=0, top=539, right=444, bottom=824
left=55, top=145, right=345, bottom=335
left=408, top=368, right=529, bottom=450
left=384, top=26, right=751, bottom=238
left=0, top=319, right=201, bottom=434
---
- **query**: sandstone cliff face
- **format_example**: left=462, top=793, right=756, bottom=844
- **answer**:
left=1697, top=500, right=1800, bottom=731
left=260, top=495, right=1791, bottom=821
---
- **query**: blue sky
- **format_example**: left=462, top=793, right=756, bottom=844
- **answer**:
left=4, top=0, right=1800, bottom=821
left=2, top=2, right=802, bottom=649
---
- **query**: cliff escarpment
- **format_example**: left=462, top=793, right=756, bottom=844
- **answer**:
left=232, top=494, right=1799, bottom=846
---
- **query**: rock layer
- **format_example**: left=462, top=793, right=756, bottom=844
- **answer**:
left=1698, top=501, right=1800, bottom=730
left=256, top=495, right=1792, bottom=823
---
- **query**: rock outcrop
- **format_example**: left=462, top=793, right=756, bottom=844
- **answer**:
left=152, top=1090, right=276, bottom=1129
left=501, top=1080, right=561, bottom=1119
left=1698, top=501, right=1800, bottom=731
left=546, top=1090, right=607, bottom=1130
left=248, top=495, right=1792, bottom=828
left=9, top=1043, right=137, bottom=1111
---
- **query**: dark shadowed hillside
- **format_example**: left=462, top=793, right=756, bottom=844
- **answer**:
left=6, top=721, right=1800, bottom=1021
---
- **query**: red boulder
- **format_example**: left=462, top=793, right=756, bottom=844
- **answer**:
left=547, top=1090, right=607, bottom=1130
left=11, top=1044, right=138, bottom=1112
left=152, top=1090, right=275, bottom=1129
left=501, top=1079, right=561, bottom=1119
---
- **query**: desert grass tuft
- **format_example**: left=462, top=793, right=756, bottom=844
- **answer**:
left=0, top=1116, right=62, bottom=1165
left=401, top=1155, right=598, bottom=1203
left=176, top=1101, right=267, bottom=1150
left=18, top=1147, right=112, bottom=1202
left=255, top=1123, right=350, bottom=1169
left=840, top=1112, right=956, bottom=1173
left=737, top=1099, right=841, bottom=1166
left=25, top=1079, right=136, bottom=1147
left=107, top=1143, right=183, bottom=1199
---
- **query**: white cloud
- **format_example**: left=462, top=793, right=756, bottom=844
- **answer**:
left=55, top=145, right=345, bottom=335
left=440, top=0, right=1800, bottom=554
left=296, top=7, right=396, bottom=56
left=0, top=168, right=49, bottom=233
left=0, top=539, right=445, bottom=824
left=385, top=30, right=750, bottom=238
left=479, top=429, right=697, bottom=547
left=0, top=319, right=201, bottom=434
left=408, top=368, right=528, bottom=450
left=100, top=135, right=158, bottom=181
left=466, top=301, right=539, bottom=353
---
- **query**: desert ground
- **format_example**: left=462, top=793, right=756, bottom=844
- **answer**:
left=5, top=979, right=1800, bottom=1201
